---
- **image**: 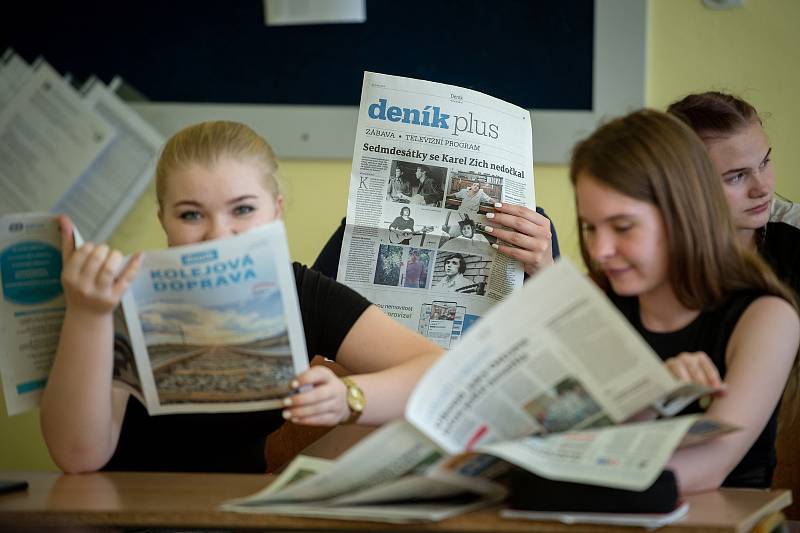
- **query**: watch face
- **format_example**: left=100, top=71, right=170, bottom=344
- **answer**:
left=347, top=387, right=365, bottom=412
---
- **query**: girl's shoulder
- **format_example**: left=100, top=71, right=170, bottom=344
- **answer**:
left=726, top=291, right=799, bottom=349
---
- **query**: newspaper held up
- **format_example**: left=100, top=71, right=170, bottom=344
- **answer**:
left=337, top=72, right=535, bottom=349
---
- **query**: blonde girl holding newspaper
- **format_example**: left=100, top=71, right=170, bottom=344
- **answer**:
left=41, top=121, right=441, bottom=474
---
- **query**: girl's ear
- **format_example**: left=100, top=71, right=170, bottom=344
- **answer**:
left=274, top=194, right=284, bottom=219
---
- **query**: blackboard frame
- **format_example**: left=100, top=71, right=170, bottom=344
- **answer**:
left=129, top=0, right=645, bottom=164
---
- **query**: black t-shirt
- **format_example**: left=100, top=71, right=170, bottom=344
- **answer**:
left=103, top=263, right=371, bottom=473
left=609, top=290, right=779, bottom=488
left=760, top=221, right=800, bottom=299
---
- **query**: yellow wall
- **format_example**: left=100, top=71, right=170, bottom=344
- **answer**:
left=2, top=0, right=798, bottom=471
left=648, top=0, right=800, bottom=203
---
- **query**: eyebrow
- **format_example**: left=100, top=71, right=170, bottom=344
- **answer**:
left=578, top=214, right=635, bottom=225
left=722, top=147, right=772, bottom=176
left=172, top=195, right=259, bottom=209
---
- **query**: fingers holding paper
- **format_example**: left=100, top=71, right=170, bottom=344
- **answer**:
left=483, top=204, right=554, bottom=275
left=664, top=351, right=726, bottom=392
left=283, top=365, right=351, bottom=426
left=58, top=214, right=143, bottom=314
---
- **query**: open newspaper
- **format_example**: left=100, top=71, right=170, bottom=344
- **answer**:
left=337, top=72, right=535, bottom=348
left=223, top=259, right=733, bottom=523
left=0, top=212, right=309, bottom=415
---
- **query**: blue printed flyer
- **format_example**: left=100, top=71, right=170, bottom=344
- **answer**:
left=0, top=213, right=71, bottom=415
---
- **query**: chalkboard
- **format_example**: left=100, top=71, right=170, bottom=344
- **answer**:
left=1, top=0, right=645, bottom=162
left=3, top=1, right=593, bottom=109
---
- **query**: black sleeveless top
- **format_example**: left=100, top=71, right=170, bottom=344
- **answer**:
left=103, top=263, right=371, bottom=473
left=760, top=221, right=800, bottom=299
left=609, top=290, right=779, bottom=488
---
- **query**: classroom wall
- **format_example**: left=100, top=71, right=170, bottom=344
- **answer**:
left=2, top=0, right=797, bottom=472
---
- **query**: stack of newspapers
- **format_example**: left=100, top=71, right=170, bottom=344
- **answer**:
left=221, top=259, right=735, bottom=524
left=0, top=48, right=163, bottom=242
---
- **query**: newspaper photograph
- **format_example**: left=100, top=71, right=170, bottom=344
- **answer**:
left=337, top=72, right=535, bottom=348
left=0, top=214, right=309, bottom=416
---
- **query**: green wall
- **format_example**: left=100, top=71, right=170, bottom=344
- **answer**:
left=2, top=0, right=798, bottom=472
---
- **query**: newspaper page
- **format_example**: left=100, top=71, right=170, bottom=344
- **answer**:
left=120, top=220, right=309, bottom=414
left=225, top=420, right=444, bottom=504
left=405, top=258, right=693, bottom=455
left=337, top=72, right=535, bottom=348
left=0, top=213, right=79, bottom=415
left=0, top=49, right=33, bottom=109
left=222, top=419, right=505, bottom=523
left=0, top=61, right=115, bottom=215
left=478, top=416, right=698, bottom=491
left=54, top=77, right=163, bottom=243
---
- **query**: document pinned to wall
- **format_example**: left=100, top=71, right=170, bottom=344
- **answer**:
left=0, top=60, right=114, bottom=213
left=0, top=49, right=164, bottom=243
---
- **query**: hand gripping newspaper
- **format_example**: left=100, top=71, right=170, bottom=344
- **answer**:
left=0, top=212, right=308, bottom=416
left=336, top=72, right=535, bottom=349
left=222, top=259, right=735, bottom=523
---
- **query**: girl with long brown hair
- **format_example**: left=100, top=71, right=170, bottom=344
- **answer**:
left=571, top=109, right=799, bottom=494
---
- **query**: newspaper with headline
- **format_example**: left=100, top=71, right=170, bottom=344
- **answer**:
left=336, top=72, right=535, bottom=349
left=0, top=213, right=308, bottom=415
left=223, top=259, right=735, bottom=522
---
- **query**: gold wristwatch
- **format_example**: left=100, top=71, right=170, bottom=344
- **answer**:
left=341, top=376, right=365, bottom=424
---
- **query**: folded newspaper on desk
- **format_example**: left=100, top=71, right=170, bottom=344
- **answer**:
left=336, top=71, right=535, bottom=349
left=0, top=213, right=308, bottom=416
left=222, top=258, right=737, bottom=523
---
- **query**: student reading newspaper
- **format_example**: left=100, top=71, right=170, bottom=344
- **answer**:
left=569, top=110, right=799, bottom=493
left=1, top=213, right=313, bottom=420
left=222, top=259, right=730, bottom=522
left=38, top=121, right=442, bottom=474
left=223, top=109, right=799, bottom=518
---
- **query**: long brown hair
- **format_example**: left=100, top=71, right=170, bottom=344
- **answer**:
left=668, top=95, right=800, bottom=421
left=570, top=109, right=793, bottom=310
left=571, top=109, right=799, bottom=424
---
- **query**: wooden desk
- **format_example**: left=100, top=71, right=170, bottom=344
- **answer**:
left=0, top=471, right=791, bottom=532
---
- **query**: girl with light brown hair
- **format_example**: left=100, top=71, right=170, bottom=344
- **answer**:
left=571, top=109, right=799, bottom=494
left=41, top=121, right=442, bottom=474
left=667, top=91, right=800, bottom=303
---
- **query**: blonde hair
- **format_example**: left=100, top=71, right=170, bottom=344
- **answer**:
left=155, top=121, right=281, bottom=208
